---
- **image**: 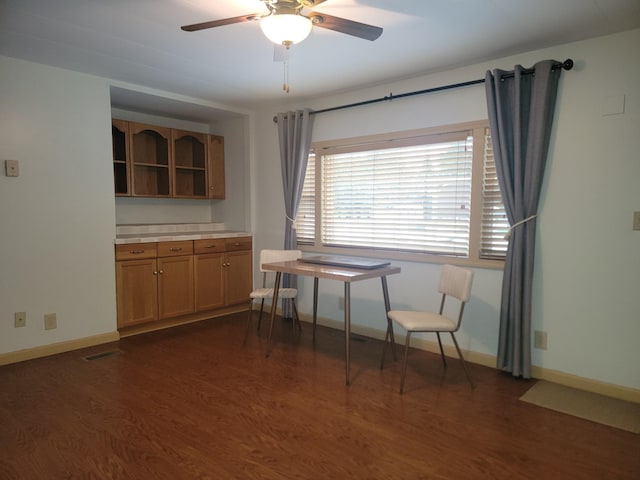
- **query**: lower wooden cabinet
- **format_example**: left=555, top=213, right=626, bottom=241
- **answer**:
left=116, top=257, right=158, bottom=328
left=193, top=238, right=253, bottom=310
left=157, top=255, right=194, bottom=319
left=225, top=250, right=253, bottom=305
left=194, top=253, right=225, bottom=311
left=115, top=237, right=252, bottom=331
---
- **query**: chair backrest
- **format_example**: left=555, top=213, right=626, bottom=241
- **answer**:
left=259, top=249, right=302, bottom=273
left=438, top=264, right=474, bottom=303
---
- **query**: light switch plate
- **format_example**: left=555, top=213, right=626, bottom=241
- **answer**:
left=5, top=159, right=19, bottom=177
left=633, top=211, right=640, bottom=231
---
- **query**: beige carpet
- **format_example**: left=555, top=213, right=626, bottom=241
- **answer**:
left=520, top=381, right=640, bottom=434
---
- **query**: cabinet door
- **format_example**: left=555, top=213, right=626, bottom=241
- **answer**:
left=208, top=135, right=225, bottom=199
left=225, top=250, right=252, bottom=306
left=112, top=119, right=130, bottom=196
left=194, top=253, right=225, bottom=311
left=172, top=129, right=208, bottom=198
left=158, top=255, right=194, bottom=319
left=130, top=122, right=171, bottom=197
left=116, top=259, right=158, bottom=328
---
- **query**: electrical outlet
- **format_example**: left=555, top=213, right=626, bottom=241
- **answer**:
left=44, top=313, right=57, bottom=330
left=5, top=159, right=19, bottom=177
left=14, top=312, right=26, bottom=328
left=534, top=330, right=548, bottom=350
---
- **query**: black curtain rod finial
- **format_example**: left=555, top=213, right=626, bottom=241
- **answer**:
left=562, top=59, right=574, bottom=71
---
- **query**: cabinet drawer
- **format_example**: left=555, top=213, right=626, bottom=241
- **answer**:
left=115, top=243, right=157, bottom=261
left=157, top=240, right=194, bottom=257
left=194, top=238, right=226, bottom=254
left=224, top=236, right=252, bottom=251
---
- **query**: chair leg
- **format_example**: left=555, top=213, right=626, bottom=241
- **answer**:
left=380, top=324, right=391, bottom=369
left=292, top=300, right=302, bottom=332
left=400, top=332, right=412, bottom=394
left=256, top=299, right=265, bottom=334
left=243, top=301, right=254, bottom=346
left=450, top=332, right=474, bottom=389
left=436, top=332, right=447, bottom=368
left=284, top=300, right=302, bottom=344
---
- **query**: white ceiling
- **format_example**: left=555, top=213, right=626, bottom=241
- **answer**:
left=2, top=0, right=639, bottom=117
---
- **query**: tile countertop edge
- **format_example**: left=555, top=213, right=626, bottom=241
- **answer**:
left=114, top=231, right=252, bottom=245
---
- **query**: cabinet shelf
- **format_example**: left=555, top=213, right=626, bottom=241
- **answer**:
left=175, top=165, right=206, bottom=172
left=134, top=162, right=170, bottom=169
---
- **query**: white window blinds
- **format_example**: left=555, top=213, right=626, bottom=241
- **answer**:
left=480, top=129, right=509, bottom=258
left=295, top=151, right=315, bottom=244
left=320, top=132, right=473, bottom=256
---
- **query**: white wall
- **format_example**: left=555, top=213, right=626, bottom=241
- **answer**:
left=0, top=56, right=117, bottom=353
left=250, top=29, right=640, bottom=391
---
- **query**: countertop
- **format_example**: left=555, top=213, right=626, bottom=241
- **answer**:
left=114, top=223, right=251, bottom=245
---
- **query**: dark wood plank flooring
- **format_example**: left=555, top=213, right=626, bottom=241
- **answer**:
left=1, top=313, right=638, bottom=479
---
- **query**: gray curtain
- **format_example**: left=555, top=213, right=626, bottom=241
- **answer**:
left=485, top=60, right=562, bottom=378
left=276, top=109, right=314, bottom=317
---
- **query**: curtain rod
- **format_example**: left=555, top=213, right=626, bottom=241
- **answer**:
left=273, top=58, right=573, bottom=122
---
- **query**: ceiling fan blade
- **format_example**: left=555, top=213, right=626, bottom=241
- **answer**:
left=308, top=12, right=382, bottom=41
left=181, top=14, right=260, bottom=32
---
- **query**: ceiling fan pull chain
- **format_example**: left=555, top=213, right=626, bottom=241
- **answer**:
left=283, top=58, right=290, bottom=93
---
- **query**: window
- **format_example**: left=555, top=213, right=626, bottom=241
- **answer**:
left=295, top=121, right=507, bottom=265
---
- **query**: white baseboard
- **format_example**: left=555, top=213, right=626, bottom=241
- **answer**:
left=296, top=311, right=640, bottom=404
left=0, top=331, right=120, bottom=366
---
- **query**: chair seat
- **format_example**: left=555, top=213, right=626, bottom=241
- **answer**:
left=250, top=287, right=298, bottom=300
left=388, top=310, right=456, bottom=332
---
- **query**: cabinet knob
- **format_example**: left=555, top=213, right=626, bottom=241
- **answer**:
left=153, top=271, right=158, bottom=275
left=210, top=186, right=214, bottom=190
left=159, top=270, right=164, bottom=274
left=130, top=250, right=145, bottom=254
left=169, top=247, right=182, bottom=252
left=205, top=244, right=216, bottom=248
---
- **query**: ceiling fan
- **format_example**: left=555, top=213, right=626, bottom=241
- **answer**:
left=181, top=0, right=383, bottom=48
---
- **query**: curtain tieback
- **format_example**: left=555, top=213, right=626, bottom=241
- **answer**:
left=504, top=214, right=537, bottom=240
left=286, top=214, right=297, bottom=230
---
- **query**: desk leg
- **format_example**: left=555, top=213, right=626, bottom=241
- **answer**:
left=344, top=282, right=351, bottom=386
left=266, top=271, right=282, bottom=358
left=312, top=277, right=319, bottom=345
left=381, top=275, right=397, bottom=362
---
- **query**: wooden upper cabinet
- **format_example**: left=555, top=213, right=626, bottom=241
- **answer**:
left=208, top=135, right=225, bottom=199
left=112, top=119, right=130, bottom=196
left=111, top=119, right=225, bottom=200
left=172, top=129, right=208, bottom=199
left=129, top=122, right=171, bottom=197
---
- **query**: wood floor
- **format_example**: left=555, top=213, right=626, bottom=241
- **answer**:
left=1, top=313, right=638, bottom=479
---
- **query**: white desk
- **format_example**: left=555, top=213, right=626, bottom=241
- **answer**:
left=261, top=260, right=401, bottom=385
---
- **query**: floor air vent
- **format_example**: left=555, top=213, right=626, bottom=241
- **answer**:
left=83, top=350, right=120, bottom=361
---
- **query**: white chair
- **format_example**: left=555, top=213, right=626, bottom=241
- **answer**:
left=382, top=264, right=475, bottom=392
left=243, top=249, right=302, bottom=345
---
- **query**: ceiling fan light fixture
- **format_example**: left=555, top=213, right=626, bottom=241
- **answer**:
left=260, top=14, right=312, bottom=46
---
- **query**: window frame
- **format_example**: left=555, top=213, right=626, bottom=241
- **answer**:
left=296, top=120, right=505, bottom=269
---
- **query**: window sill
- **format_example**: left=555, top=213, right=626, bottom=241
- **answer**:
left=297, top=245, right=505, bottom=270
